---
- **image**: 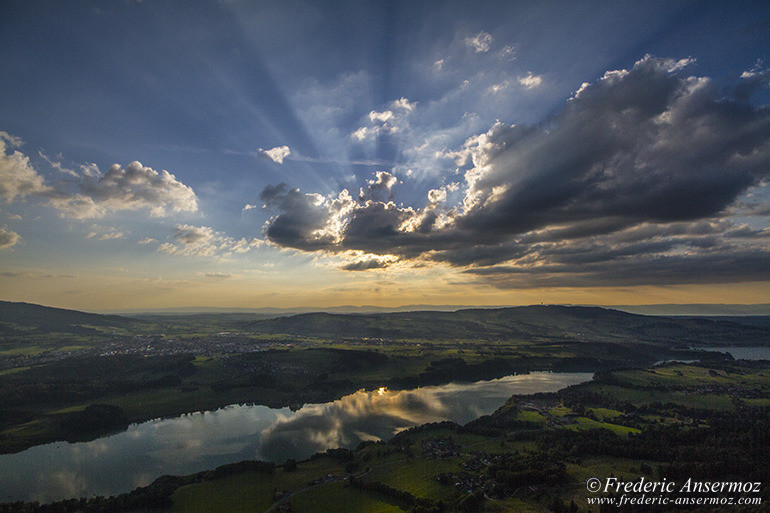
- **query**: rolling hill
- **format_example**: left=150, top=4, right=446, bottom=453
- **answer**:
left=0, top=301, right=767, bottom=347
left=0, top=301, right=139, bottom=337
left=245, top=305, right=770, bottom=346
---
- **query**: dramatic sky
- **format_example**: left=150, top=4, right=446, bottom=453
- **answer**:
left=1, top=0, right=770, bottom=311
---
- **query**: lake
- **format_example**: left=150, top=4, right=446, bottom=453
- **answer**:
left=0, top=371, right=592, bottom=503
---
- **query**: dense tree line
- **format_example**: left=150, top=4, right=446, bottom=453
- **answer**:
left=0, top=356, right=195, bottom=408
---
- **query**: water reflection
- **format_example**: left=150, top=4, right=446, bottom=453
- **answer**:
left=0, top=371, right=592, bottom=503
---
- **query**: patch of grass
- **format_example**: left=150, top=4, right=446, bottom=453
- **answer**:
left=549, top=404, right=572, bottom=416
left=564, top=417, right=640, bottom=436
left=0, top=366, right=30, bottom=376
left=0, top=346, right=45, bottom=356
left=54, top=345, right=89, bottom=353
left=743, top=398, right=770, bottom=407
left=516, top=410, right=548, bottom=423
left=362, top=456, right=461, bottom=501
left=171, top=457, right=346, bottom=513
left=171, top=472, right=273, bottom=513
left=566, top=456, right=655, bottom=484
left=589, top=384, right=737, bottom=411
left=587, top=407, right=623, bottom=420
left=291, top=481, right=408, bottom=513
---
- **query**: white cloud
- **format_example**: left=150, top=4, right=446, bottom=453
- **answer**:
left=433, top=59, right=444, bottom=71
left=517, top=72, right=543, bottom=90
left=351, top=126, right=376, bottom=141
left=489, top=81, right=510, bottom=93
left=242, top=203, right=257, bottom=212
left=200, top=272, right=235, bottom=279
left=257, top=145, right=291, bottom=164
left=465, top=31, right=492, bottom=53
left=137, top=237, right=157, bottom=245
left=359, top=171, right=398, bottom=202
left=368, top=110, right=394, bottom=123
left=392, top=97, right=416, bottom=111
left=86, top=226, right=126, bottom=241
left=351, top=98, right=417, bottom=142
left=0, top=132, right=51, bottom=202
left=160, top=224, right=262, bottom=257
left=39, top=152, right=79, bottom=177
left=0, top=227, right=20, bottom=249
left=1, top=132, right=199, bottom=220
left=48, top=161, right=198, bottom=219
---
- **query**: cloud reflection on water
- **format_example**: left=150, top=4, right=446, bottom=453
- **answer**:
left=0, top=371, right=592, bottom=503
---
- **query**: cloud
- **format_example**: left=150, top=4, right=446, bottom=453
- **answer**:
left=0, top=270, right=75, bottom=279
left=260, top=183, right=354, bottom=251
left=259, top=56, right=770, bottom=287
left=200, top=272, right=234, bottom=279
left=0, top=133, right=199, bottom=220
left=159, top=224, right=262, bottom=257
left=465, top=31, right=492, bottom=53
left=0, top=227, right=20, bottom=249
left=339, top=257, right=393, bottom=271
left=517, top=72, right=543, bottom=90
left=351, top=98, right=416, bottom=142
left=86, top=227, right=127, bottom=241
left=47, top=161, right=198, bottom=219
left=358, top=171, right=397, bottom=202
left=489, top=81, right=510, bottom=94
left=498, top=45, right=517, bottom=61
left=0, top=132, right=51, bottom=202
left=735, top=60, right=769, bottom=101
left=38, top=152, right=77, bottom=177
left=257, top=145, right=291, bottom=164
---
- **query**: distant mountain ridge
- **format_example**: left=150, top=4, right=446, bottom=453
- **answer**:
left=105, top=303, right=770, bottom=316
left=0, top=301, right=767, bottom=346
left=245, top=305, right=769, bottom=346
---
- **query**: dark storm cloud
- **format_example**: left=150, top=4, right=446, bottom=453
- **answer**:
left=259, top=56, right=770, bottom=286
left=456, top=56, right=770, bottom=239
left=259, top=183, right=338, bottom=251
left=464, top=249, right=770, bottom=288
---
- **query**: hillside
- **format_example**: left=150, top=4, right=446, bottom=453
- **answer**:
left=1, top=301, right=767, bottom=347
left=245, top=305, right=770, bottom=346
left=0, top=301, right=139, bottom=337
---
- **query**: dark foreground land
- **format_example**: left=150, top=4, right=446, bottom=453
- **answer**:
left=2, top=359, right=768, bottom=513
left=0, top=301, right=768, bottom=512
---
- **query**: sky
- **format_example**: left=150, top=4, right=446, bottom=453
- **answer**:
left=1, top=0, right=770, bottom=311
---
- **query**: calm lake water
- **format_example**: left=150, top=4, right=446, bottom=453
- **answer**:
left=0, top=371, right=592, bottom=503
